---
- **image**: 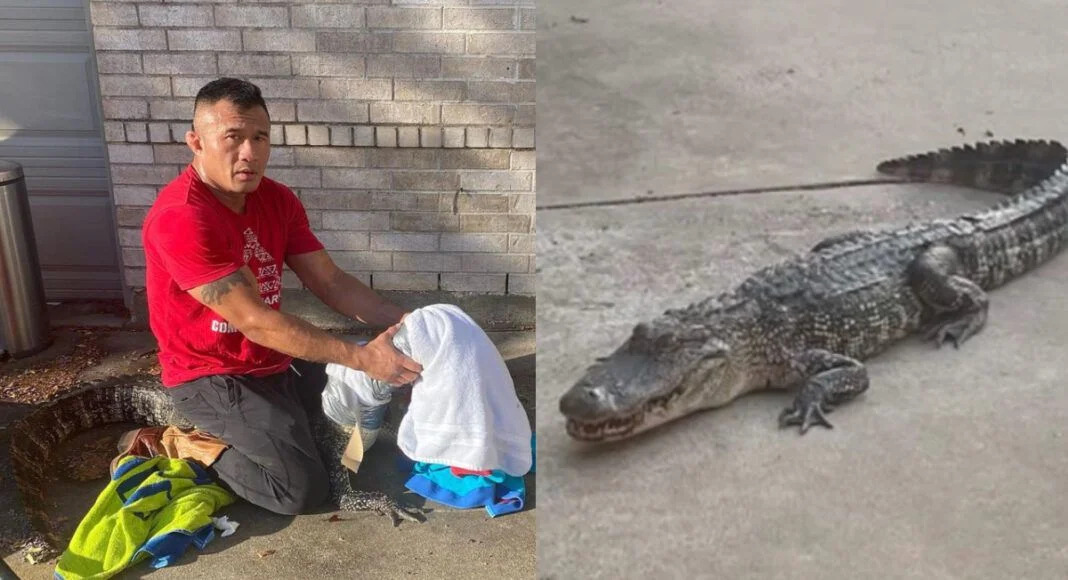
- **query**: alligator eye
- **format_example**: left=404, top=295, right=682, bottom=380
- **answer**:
left=676, top=325, right=705, bottom=341
left=701, top=339, right=729, bottom=359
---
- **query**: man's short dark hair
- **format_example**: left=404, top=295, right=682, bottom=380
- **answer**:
left=193, top=77, right=269, bottom=119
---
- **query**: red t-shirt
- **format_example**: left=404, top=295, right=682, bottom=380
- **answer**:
left=142, top=165, right=324, bottom=387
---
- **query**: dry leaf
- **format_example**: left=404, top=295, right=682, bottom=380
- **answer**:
left=0, top=328, right=111, bottom=404
left=326, top=514, right=344, bottom=523
left=256, top=550, right=276, bottom=559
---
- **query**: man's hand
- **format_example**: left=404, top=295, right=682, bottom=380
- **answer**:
left=356, top=322, right=422, bottom=385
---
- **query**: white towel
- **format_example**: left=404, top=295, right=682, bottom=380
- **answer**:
left=323, top=304, right=532, bottom=476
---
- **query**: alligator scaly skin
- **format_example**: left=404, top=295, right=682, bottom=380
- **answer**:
left=559, top=139, right=1068, bottom=440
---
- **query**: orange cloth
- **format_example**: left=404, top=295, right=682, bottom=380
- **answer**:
left=160, top=427, right=229, bottom=467
left=111, top=426, right=229, bottom=475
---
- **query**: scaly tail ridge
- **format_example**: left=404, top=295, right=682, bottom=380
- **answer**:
left=8, top=375, right=179, bottom=549
left=877, top=139, right=1067, bottom=194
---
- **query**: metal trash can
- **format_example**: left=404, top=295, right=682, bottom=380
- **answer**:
left=0, top=160, right=50, bottom=358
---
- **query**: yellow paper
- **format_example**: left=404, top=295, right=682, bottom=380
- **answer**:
left=340, top=427, right=364, bottom=474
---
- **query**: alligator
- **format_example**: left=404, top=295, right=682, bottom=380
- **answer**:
left=559, top=139, right=1068, bottom=441
left=2, top=371, right=422, bottom=559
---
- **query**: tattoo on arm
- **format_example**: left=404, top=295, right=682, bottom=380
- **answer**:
left=200, top=271, right=252, bottom=305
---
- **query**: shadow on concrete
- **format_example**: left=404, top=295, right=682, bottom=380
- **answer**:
left=139, top=505, right=295, bottom=572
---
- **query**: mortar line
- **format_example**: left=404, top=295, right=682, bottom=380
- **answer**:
left=536, top=178, right=903, bottom=211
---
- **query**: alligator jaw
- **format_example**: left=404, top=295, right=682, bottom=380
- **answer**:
left=565, top=409, right=644, bottom=441
left=561, top=377, right=697, bottom=442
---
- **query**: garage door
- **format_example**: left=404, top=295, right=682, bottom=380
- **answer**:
left=0, top=0, right=121, bottom=299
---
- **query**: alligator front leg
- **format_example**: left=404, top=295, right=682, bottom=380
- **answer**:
left=778, top=349, right=870, bottom=434
left=337, top=487, right=424, bottom=527
left=909, top=244, right=989, bottom=348
left=313, top=413, right=425, bottom=526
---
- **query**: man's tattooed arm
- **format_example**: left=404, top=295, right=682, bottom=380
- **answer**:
left=197, top=270, right=253, bottom=305
left=187, top=265, right=362, bottom=370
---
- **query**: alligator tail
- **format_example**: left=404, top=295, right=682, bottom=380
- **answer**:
left=8, top=375, right=181, bottom=548
left=876, top=139, right=1068, bottom=194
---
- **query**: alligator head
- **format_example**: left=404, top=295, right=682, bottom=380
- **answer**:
left=559, top=314, right=749, bottom=442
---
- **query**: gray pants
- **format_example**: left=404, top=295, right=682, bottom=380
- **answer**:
left=167, top=362, right=330, bottom=515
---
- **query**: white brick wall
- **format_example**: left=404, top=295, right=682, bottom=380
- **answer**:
left=91, top=0, right=535, bottom=296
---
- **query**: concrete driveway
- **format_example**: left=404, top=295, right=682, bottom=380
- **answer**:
left=536, top=1, right=1068, bottom=578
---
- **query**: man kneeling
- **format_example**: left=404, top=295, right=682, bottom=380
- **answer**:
left=135, top=77, right=422, bottom=518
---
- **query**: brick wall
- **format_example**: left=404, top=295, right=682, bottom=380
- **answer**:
left=90, top=0, right=535, bottom=299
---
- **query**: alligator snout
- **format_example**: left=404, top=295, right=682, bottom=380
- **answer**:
left=559, top=383, right=612, bottom=419
left=560, top=352, right=659, bottom=421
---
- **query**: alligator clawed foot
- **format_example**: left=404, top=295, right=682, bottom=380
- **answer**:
left=778, top=381, right=835, bottom=435
left=339, top=490, right=427, bottom=527
left=383, top=504, right=427, bottom=527
left=925, top=313, right=984, bottom=349
left=778, top=401, right=834, bottom=434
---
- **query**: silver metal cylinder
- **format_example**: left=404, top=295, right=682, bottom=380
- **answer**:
left=0, top=160, right=50, bottom=358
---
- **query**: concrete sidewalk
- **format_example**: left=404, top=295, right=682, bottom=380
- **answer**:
left=537, top=1, right=1068, bottom=578
left=1, top=322, right=534, bottom=579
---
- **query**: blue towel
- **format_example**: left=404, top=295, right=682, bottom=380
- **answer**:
left=401, top=433, right=535, bottom=518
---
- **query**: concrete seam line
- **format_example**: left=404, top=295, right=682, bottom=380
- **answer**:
left=536, top=178, right=903, bottom=211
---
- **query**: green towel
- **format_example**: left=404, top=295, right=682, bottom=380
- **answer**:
left=55, top=455, right=234, bottom=580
